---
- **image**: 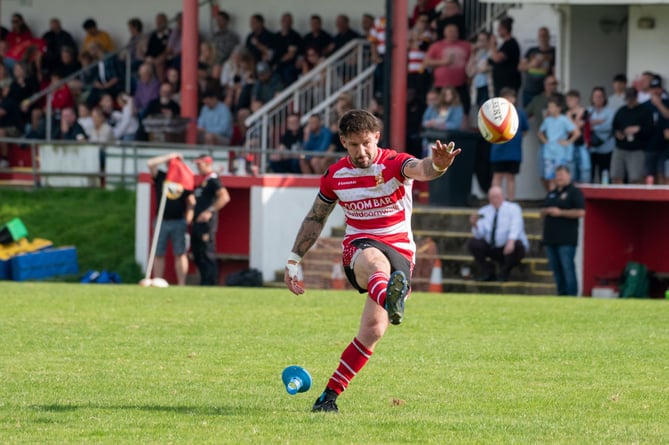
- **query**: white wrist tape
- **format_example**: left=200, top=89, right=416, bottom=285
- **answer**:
left=286, top=262, right=300, bottom=280
left=287, top=252, right=302, bottom=263
left=432, top=161, right=447, bottom=172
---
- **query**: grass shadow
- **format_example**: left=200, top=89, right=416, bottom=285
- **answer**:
left=30, top=404, right=242, bottom=416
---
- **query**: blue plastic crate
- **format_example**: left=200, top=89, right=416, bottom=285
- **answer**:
left=0, top=258, right=10, bottom=280
left=10, top=247, right=79, bottom=281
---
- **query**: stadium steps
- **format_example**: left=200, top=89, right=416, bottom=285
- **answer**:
left=284, top=204, right=556, bottom=296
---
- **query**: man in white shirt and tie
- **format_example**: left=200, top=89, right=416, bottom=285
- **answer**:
left=468, top=186, right=529, bottom=282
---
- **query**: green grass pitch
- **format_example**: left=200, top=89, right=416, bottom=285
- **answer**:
left=1, top=282, right=668, bottom=444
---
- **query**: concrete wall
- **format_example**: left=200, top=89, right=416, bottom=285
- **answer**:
left=627, top=5, right=669, bottom=83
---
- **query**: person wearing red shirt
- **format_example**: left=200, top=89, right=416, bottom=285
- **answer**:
left=49, top=72, right=75, bottom=111
left=6, top=14, right=33, bottom=59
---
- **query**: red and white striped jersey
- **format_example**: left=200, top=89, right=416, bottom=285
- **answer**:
left=408, top=49, right=425, bottom=74
left=319, top=148, right=417, bottom=263
left=368, top=16, right=386, bottom=55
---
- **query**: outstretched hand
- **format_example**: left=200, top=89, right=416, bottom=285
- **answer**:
left=431, top=140, right=462, bottom=171
left=284, top=262, right=305, bottom=295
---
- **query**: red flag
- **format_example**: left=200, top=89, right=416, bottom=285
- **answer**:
left=166, top=157, right=194, bottom=191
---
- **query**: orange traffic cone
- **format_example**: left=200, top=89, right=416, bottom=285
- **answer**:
left=331, top=261, right=346, bottom=289
left=428, top=258, right=443, bottom=293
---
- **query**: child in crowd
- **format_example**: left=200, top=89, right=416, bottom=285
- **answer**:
left=538, top=94, right=581, bottom=190
left=490, top=88, right=528, bottom=201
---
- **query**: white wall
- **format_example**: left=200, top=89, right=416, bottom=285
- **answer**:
left=627, top=5, right=669, bottom=82
left=0, top=0, right=384, bottom=48
left=250, top=185, right=345, bottom=281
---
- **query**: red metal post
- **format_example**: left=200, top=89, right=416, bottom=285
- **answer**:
left=181, top=0, right=199, bottom=144
left=390, top=0, right=408, bottom=152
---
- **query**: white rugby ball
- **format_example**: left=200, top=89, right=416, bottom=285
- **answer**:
left=477, top=97, right=519, bottom=143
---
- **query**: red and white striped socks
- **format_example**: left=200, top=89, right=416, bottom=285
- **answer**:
left=367, top=271, right=389, bottom=307
left=327, top=337, right=373, bottom=394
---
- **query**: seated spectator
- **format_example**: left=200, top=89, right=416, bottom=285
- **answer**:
left=322, top=92, right=355, bottom=169
left=0, top=64, right=12, bottom=98
left=82, top=18, right=114, bottom=53
left=611, top=87, right=653, bottom=185
left=145, top=13, right=171, bottom=80
left=526, top=74, right=559, bottom=129
left=49, top=71, right=76, bottom=112
left=220, top=44, right=245, bottom=106
left=245, top=13, right=275, bottom=63
left=57, top=46, right=82, bottom=79
left=23, top=107, right=45, bottom=140
left=212, top=10, right=240, bottom=66
left=134, top=63, right=160, bottom=116
left=467, top=185, right=529, bottom=282
left=234, top=52, right=257, bottom=111
left=0, top=95, right=22, bottom=166
left=303, top=14, right=334, bottom=58
left=273, top=13, right=303, bottom=87
left=124, top=18, right=148, bottom=74
left=87, top=42, right=123, bottom=107
left=88, top=106, right=114, bottom=143
left=197, top=89, right=233, bottom=145
left=251, top=61, right=283, bottom=107
left=199, top=40, right=220, bottom=80
left=6, top=62, right=39, bottom=122
left=53, top=106, right=87, bottom=140
left=301, top=46, right=324, bottom=76
left=539, top=94, right=580, bottom=191
left=587, top=86, right=615, bottom=183
left=42, top=18, right=78, bottom=77
left=270, top=112, right=302, bottom=173
left=332, top=14, right=361, bottom=53
left=76, top=50, right=98, bottom=102
left=144, top=81, right=181, bottom=118
left=77, top=103, right=94, bottom=137
left=230, top=107, right=250, bottom=146
left=166, top=67, right=181, bottom=104
left=421, top=87, right=464, bottom=129
left=490, top=88, right=529, bottom=201
left=108, top=93, right=140, bottom=141
left=299, top=114, right=332, bottom=174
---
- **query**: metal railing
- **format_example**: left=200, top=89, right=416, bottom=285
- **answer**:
left=22, top=0, right=215, bottom=141
left=463, top=0, right=518, bottom=38
left=243, top=39, right=374, bottom=173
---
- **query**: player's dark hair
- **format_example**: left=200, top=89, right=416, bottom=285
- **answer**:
left=339, top=109, right=380, bottom=137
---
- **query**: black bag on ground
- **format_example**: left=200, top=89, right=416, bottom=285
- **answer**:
left=225, top=268, right=263, bottom=287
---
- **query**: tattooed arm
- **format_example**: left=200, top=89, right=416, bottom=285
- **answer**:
left=285, top=195, right=337, bottom=295
left=402, top=140, right=462, bottom=182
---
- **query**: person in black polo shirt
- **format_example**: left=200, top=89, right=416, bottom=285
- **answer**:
left=147, top=152, right=195, bottom=286
left=541, top=165, right=585, bottom=296
left=192, top=154, right=231, bottom=285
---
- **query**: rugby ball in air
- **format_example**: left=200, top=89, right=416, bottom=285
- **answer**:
left=477, top=97, right=519, bottom=143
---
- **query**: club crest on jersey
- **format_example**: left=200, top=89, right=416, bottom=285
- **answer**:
left=165, top=181, right=184, bottom=200
left=375, top=171, right=384, bottom=186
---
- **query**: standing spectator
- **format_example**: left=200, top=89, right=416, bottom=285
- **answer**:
left=424, top=23, right=471, bottom=113
left=166, top=67, right=181, bottom=104
left=212, top=10, right=240, bottom=67
left=273, top=13, right=303, bottom=87
left=108, top=94, right=140, bottom=141
left=199, top=40, right=220, bottom=80
left=526, top=74, right=559, bottom=129
left=518, top=27, right=556, bottom=107
left=361, top=13, right=375, bottom=39
left=192, top=154, right=231, bottom=286
left=587, top=86, right=615, bottom=183
left=270, top=112, right=302, bottom=173
left=147, top=152, right=196, bottom=286
left=636, top=71, right=654, bottom=104
left=300, top=114, right=332, bottom=174
left=6, top=13, right=33, bottom=57
left=145, top=13, right=171, bottom=80
left=87, top=42, right=123, bottom=107
left=421, top=86, right=464, bottom=155
left=42, top=18, right=77, bottom=77
left=488, top=17, right=521, bottom=97
left=434, top=0, right=466, bottom=41
left=611, top=87, right=653, bottom=184
left=245, top=14, right=274, bottom=64
left=490, top=88, right=528, bottom=201
left=166, top=12, right=183, bottom=70
left=284, top=110, right=461, bottom=413
left=251, top=61, right=283, bottom=107
left=468, top=185, right=529, bottom=282
left=565, top=89, right=591, bottom=183
left=144, top=81, right=181, bottom=118
left=303, top=15, right=334, bottom=58
left=134, top=63, right=160, bottom=116
left=538, top=94, right=580, bottom=191
left=410, top=0, right=440, bottom=27
left=643, top=76, right=669, bottom=184
left=6, top=62, right=39, bottom=124
left=540, top=165, right=585, bottom=296
left=368, top=15, right=386, bottom=97
left=82, top=18, right=114, bottom=53
left=407, top=28, right=429, bottom=104
left=466, top=31, right=492, bottom=108
left=197, top=89, right=233, bottom=146
left=332, top=14, right=361, bottom=53
left=124, top=18, right=148, bottom=74
left=608, top=73, right=627, bottom=113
